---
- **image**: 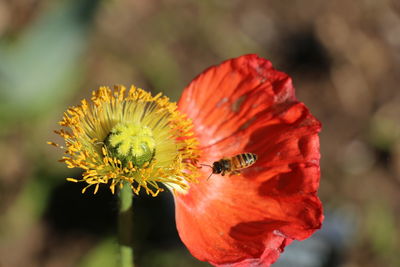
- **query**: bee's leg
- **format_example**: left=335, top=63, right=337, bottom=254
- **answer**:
left=231, top=170, right=241, bottom=175
left=221, top=171, right=225, bottom=176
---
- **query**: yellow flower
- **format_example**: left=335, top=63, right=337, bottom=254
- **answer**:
left=49, top=85, right=200, bottom=196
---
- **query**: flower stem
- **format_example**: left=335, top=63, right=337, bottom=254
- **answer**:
left=118, top=184, right=134, bottom=267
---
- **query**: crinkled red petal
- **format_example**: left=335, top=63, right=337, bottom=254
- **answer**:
left=176, top=54, right=322, bottom=267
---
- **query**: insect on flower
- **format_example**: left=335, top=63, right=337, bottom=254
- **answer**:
left=201, top=153, right=258, bottom=179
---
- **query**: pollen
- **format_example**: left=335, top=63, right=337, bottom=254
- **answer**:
left=50, top=85, right=200, bottom=196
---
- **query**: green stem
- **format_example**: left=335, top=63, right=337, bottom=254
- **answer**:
left=118, top=184, right=134, bottom=267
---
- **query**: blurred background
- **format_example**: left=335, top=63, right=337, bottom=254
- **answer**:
left=0, top=0, right=399, bottom=266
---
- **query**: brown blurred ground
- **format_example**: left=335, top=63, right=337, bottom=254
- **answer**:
left=0, top=0, right=399, bottom=266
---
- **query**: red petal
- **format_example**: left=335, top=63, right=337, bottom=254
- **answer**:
left=176, top=55, right=322, bottom=266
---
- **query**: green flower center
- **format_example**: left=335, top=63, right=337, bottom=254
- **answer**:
left=105, top=122, right=156, bottom=168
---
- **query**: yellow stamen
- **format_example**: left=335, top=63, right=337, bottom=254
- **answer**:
left=50, top=85, right=200, bottom=195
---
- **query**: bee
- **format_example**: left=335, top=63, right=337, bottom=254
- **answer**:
left=201, top=153, right=258, bottom=179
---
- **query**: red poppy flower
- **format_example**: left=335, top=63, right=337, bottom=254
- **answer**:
left=175, top=54, right=323, bottom=266
left=51, top=53, right=322, bottom=266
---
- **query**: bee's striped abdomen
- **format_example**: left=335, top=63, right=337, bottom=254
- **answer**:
left=231, top=153, right=257, bottom=171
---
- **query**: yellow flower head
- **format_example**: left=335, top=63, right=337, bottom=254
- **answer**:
left=49, top=85, right=200, bottom=196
